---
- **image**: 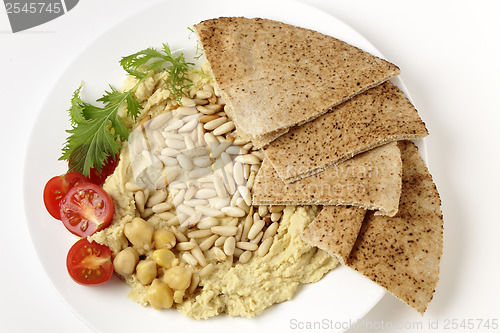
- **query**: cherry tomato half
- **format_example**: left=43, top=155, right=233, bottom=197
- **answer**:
left=43, top=171, right=88, bottom=220
left=60, top=183, right=114, bottom=237
left=66, top=238, right=113, bottom=285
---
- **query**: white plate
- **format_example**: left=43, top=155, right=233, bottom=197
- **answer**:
left=23, top=0, right=425, bottom=331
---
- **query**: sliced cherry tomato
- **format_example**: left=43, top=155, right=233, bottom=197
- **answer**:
left=69, top=155, right=119, bottom=186
left=60, top=183, right=114, bottom=237
left=66, top=238, right=113, bottom=285
left=43, top=171, right=88, bottom=220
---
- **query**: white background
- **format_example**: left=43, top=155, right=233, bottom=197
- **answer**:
left=1, top=0, right=499, bottom=332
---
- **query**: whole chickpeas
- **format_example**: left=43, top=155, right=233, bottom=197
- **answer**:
left=153, top=229, right=176, bottom=250
left=124, top=217, right=154, bottom=251
left=147, top=279, right=174, bottom=310
left=163, top=266, right=192, bottom=291
left=113, top=247, right=139, bottom=277
left=135, top=259, right=157, bottom=286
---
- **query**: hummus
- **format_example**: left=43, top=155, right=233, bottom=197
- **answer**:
left=89, top=64, right=338, bottom=319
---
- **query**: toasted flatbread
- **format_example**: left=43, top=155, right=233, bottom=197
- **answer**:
left=345, top=141, right=443, bottom=314
left=253, top=142, right=402, bottom=216
left=263, top=81, right=429, bottom=183
left=302, top=206, right=366, bottom=265
left=194, top=17, right=400, bottom=148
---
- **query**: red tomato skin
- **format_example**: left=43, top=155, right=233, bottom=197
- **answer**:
left=66, top=238, right=113, bottom=285
left=59, top=183, right=115, bottom=237
left=43, top=171, right=88, bottom=220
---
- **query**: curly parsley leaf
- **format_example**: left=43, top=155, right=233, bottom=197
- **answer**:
left=60, top=85, right=142, bottom=176
left=120, top=43, right=194, bottom=103
left=61, top=44, right=195, bottom=176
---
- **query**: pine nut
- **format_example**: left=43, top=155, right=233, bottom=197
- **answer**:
left=166, top=216, right=180, bottom=226
left=195, top=206, right=223, bottom=217
left=190, top=245, right=207, bottom=267
left=141, top=207, right=154, bottom=219
left=204, top=117, right=227, bottom=131
left=156, top=211, right=175, bottom=221
left=177, top=204, right=195, bottom=216
left=271, top=212, right=282, bottom=222
left=250, top=231, right=263, bottom=244
left=197, top=217, right=219, bottom=229
left=165, top=138, right=186, bottom=150
left=184, top=134, right=195, bottom=150
left=176, top=242, right=195, bottom=251
left=149, top=112, right=172, bottom=130
left=199, top=263, right=214, bottom=277
left=238, top=186, right=252, bottom=206
left=176, top=106, right=198, bottom=116
left=236, top=241, right=258, bottom=252
left=211, top=225, right=238, bottom=237
left=223, top=236, right=236, bottom=256
left=239, top=251, right=253, bottom=264
left=193, top=156, right=211, bottom=168
left=195, top=188, right=217, bottom=199
left=187, top=273, right=200, bottom=294
left=212, top=121, right=235, bottom=136
left=263, top=222, right=279, bottom=240
left=161, top=147, right=179, bottom=157
left=178, top=118, right=198, bottom=133
left=235, top=154, right=260, bottom=165
left=235, top=224, right=243, bottom=242
left=214, top=236, right=227, bottom=247
left=146, top=190, right=168, bottom=207
left=135, top=191, right=146, bottom=214
left=233, top=248, right=244, bottom=258
left=221, top=206, right=246, bottom=218
left=248, top=219, right=265, bottom=240
left=172, top=189, right=185, bottom=207
left=183, top=199, right=209, bottom=207
left=164, top=119, right=184, bottom=132
left=213, top=247, right=227, bottom=261
left=182, top=252, right=198, bottom=266
left=184, top=186, right=197, bottom=201
left=152, top=202, right=172, bottom=214
left=200, top=114, right=220, bottom=123
left=125, top=182, right=143, bottom=192
left=196, top=105, right=219, bottom=115
left=257, top=237, right=273, bottom=257
left=233, top=163, right=245, bottom=187
left=198, top=234, right=218, bottom=251
left=258, top=205, right=268, bottom=217
left=241, top=213, right=253, bottom=242
left=269, top=205, right=286, bottom=213
left=171, top=226, right=188, bottom=243
left=177, top=154, right=193, bottom=171
left=187, top=229, right=213, bottom=239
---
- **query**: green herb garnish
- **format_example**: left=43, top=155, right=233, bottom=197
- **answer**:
left=60, top=43, right=194, bottom=176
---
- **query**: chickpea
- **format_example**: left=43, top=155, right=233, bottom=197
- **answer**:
left=153, top=229, right=176, bottom=250
left=152, top=248, right=178, bottom=268
left=173, top=290, right=185, bottom=303
left=113, top=247, right=139, bottom=277
left=163, top=266, right=192, bottom=291
left=135, top=259, right=157, bottom=286
left=147, top=279, right=173, bottom=310
left=124, top=217, right=154, bottom=251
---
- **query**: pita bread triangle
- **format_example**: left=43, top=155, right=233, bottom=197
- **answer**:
left=194, top=17, right=400, bottom=148
left=302, top=141, right=443, bottom=314
left=263, top=81, right=429, bottom=183
left=253, top=142, right=402, bottom=217
left=302, top=206, right=366, bottom=265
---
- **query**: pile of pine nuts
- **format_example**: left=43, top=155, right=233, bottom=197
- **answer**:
left=123, top=89, right=285, bottom=271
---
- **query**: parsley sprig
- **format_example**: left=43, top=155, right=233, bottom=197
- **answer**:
left=60, top=43, right=194, bottom=176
